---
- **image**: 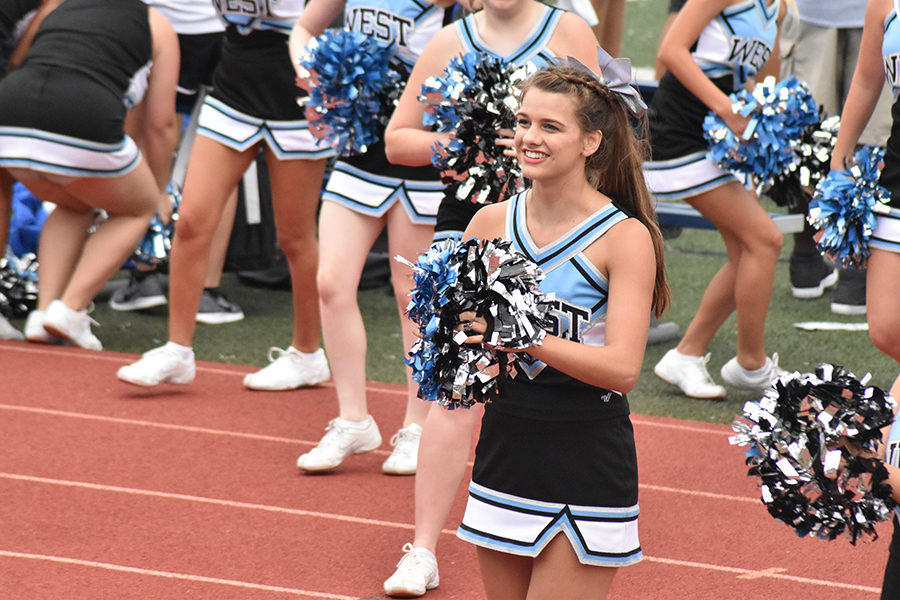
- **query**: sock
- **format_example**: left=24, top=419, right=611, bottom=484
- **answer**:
left=673, top=349, right=704, bottom=362
left=164, top=341, right=194, bottom=360
left=340, top=416, right=372, bottom=429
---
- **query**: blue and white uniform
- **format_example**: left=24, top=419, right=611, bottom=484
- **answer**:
left=322, top=0, right=454, bottom=224
left=196, top=0, right=333, bottom=160
left=644, top=0, right=780, bottom=200
left=457, top=192, right=642, bottom=568
left=870, top=1, right=900, bottom=251
left=0, top=0, right=152, bottom=179
left=434, top=3, right=564, bottom=240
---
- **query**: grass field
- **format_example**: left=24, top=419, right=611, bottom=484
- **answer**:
left=9, top=0, right=897, bottom=426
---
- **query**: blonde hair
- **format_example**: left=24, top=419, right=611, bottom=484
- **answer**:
left=518, top=65, right=671, bottom=317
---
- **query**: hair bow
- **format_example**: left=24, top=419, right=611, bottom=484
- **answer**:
left=556, top=47, right=647, bottom=117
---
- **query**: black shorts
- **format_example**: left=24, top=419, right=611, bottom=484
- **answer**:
left=669, top=0, right=687, bottom=12
left=176, top=31, right=223, bottom=113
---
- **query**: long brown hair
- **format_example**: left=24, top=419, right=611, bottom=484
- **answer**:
left=518, top=65, right=671, bottom=317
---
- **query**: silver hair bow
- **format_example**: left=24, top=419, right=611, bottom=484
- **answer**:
left=556, top=47, right=647, bottom=117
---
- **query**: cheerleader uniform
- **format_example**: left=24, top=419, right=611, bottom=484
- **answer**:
left=321, top=1, right=455, bottom=225
left=434, top=4, right=564, bottom=241
left=0, top=0, right=39, bottom=74
left=196, top=0, right=332, bottom=161
left=143, top=0, right=224, bottom=112
left=457, top=192, right=643, bottom=568
left=869, top=1, right=900, bottom=253
left=644, top=0, right=780, bottom=200
left=0, top=0, right=152, bottom=179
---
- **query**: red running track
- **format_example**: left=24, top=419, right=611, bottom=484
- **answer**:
left=0, top=341, right=890, bottom=599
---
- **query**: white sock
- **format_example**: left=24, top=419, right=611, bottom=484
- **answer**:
left=672, top=349, right=704, bottom=362
left=340, top=416, right=372, bottom=429
left=291, top=346, right=324, bottom=360
left=164, top=341, right=194, bottom=360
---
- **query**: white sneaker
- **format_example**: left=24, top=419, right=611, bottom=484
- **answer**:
left=720, top=353, right=788, bottom=391
left=0, top=314, right=23, bottom=341
left=24, top=310, right=54, bottom=343
left=382, top=423, right=422, bottom=476
left=117, top=345, right=196, bottom=386
left=653, top=348, right=726, bottom=399
left=243, top=347, right=330, bottom=391
left=42, top=300, right=102, bottom=350
left=383, top=543, right=439, bottom=597
left=296, top=417, right=382, bottom=472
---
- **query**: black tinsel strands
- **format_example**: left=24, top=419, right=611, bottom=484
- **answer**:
left=298, top=29, right=402, bottom=156
left=730, top=364, right=897, bottom=544
left=397, top=238, right=555, bottom=409
left=765, top=112, right=840, bottom=210
left=0, top=250, right=39, bottom=319
left=420, top=52, right=534, bottom=205
left=808, top=145, right=891, bottom=269
left=704, top=76, right=819, bottom=194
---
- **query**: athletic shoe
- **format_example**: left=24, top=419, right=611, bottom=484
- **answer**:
left=720, top=353, right=788, bottom=391
left=653, top=348, right=726, bottom=399
left=24, top=309, right=53, bottom=344
left=383, top=543, right=440, bottom=598
left=296, top=416, right=382, bottom=472
left=195, top=287, right=244, bottom=324
left=0, top=314, right=23, bottom=341
left=42, top=300, right=102, bottom=350
left=382, top=423, right=422, bottom=476
left=242, top=347, right=330, bottom=391
left=831, top=268, right=866, bottom=315
left=789, top=252, right=837, bottom=299
left=117, top=345, right=196, bottom=386
left=109, top=270, right=167, bottom=311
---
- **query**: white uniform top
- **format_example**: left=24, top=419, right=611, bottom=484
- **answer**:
left=142, top=0, right=224, bottom=34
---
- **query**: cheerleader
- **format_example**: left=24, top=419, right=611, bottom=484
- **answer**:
left=0, top=0, right=179, bottom=350
left=382, top=1, right=601, bottom=595
left=824, top=1, right=900, bottom=591
left=455, top=62, right=669, bottom=599
left=118, top=0, right=333, bottom=389
left=0, top=0, right=41, bottom=341
left=285, top=0, right=460, bottom=478
left=647, top=0, right=790, bottom=399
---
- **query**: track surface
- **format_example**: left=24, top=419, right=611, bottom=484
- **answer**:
left=0, top=341, right=889, bottom=598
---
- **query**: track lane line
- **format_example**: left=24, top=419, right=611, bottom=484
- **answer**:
left=0, top=550, right=357, bottom=599
left=0, top=472, right=415, bottom=532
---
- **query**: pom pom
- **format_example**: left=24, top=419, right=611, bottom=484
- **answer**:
left=730, top=364, right=897, bottom=544
left=704, top=76, right=819, bottom=193
left=807, top=145, right=891, bottom=269
left=131, top=183, right=180, bottom=266
left=420, top=52, right=534, bottom=205
left=299, top=29, right=403, bottom=156
left=0, top=250, right=39, bottom=319
left=398, top=238, right=555, bottom=409
left=765, top=112, right=840, bottom=209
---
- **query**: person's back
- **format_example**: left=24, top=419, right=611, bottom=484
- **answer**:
left=0, top=0, right=152, bottom=143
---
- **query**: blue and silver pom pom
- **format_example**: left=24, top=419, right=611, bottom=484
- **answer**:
left=705, top=76, right=819, bottom=192
left=730, top=364, right=896, bottom=544
left=808, top=145, right=891, bottom=269
left=765, top=112, right=840, bottom=210
left=397, top=238, right=554, bottom=409
left=420, top=52, right=533, bottom=205
left=299, top=29, right=403, bottom=156
left=131, top=183, right=180, bottom=266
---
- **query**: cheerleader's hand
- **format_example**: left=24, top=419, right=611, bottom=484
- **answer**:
left=456, top=311, right=488, bottom=345
left=496, top=128, right=515, bottom=158
left=721, top=109, right=753, bottom=141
